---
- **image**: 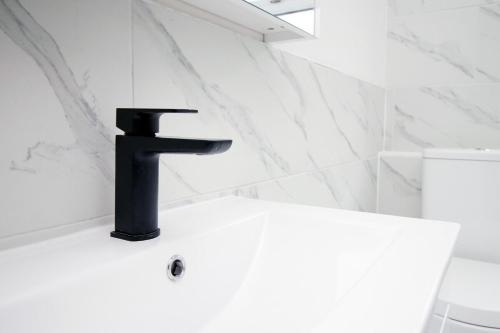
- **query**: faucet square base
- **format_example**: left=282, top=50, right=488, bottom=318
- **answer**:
left=110, top=229, right=160, bottom=241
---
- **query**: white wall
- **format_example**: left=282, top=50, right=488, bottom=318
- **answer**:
left=275, top=0, right=388, bottom=87
left=0, top=0, right=384, bottom=242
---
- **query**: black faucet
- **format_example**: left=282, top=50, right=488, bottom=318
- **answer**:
left=111, top=108, right=232, bottom=241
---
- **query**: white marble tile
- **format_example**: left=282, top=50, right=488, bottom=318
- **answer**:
left=384, top=1, right=500, bottom=217
left=377, top=152, right=422, bottom=218
left=230, top=170, right=341, bottom=210
left=477, top=4, right=500, bottom=82
left=424, top=0, right=500, bottom=12
left=157, top=158, right=378, bottom=214
left=388, top=0, right=426, bottom=17
left=0, top=0, right=383, bottom=240
left=308, top=64, right=385, bottom=163
left=133, top=0, right=294, bottom=200
left=132, top=0, right=385, bottom=204
left=387, top=5, right=500, bottom=86
left=321, top=158, right=378, bottom=212
left=385, top=85, right=500, bottom=151
left=389, top=0, right=500, bottom=16
left=235, top=158, right=378, bottom=213
left=0, top=0, right=132, bottom=237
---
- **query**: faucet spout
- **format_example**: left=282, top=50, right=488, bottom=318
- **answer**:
left=122, top=136, right=232, bottom=155
left=111, top=108, right=232, bottom=242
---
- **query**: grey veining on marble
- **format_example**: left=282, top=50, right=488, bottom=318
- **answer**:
left=389, top=0, right=500, bottom=16
left=0, top=0, right=384, bottom=240
left=2, top=153, right=379, bottom=249
left=388, top=27, right=475, bottom=79
left=385, top=85, right=500, bottom=151
left=386, top=0, right=500, bottom=153
left=159, top=158, right=378, bottom=214
left=383, top=0, right=500, bottom=219
left=9, top=141, right=77, bottom=174
left=308, top=64, right=361, bottom=160
left=392, top=105, right=436, bottom=149
left=420, top=87, right=500, bottom=127
left=480, top=4, right=500, bottom=18
left=388, top=3, right=500, bottom=86
left=477, top=4, right=500, bottom=82
left=133, top=0, right=384, bottom=201
left=238, top=40, right=308, bottom=140
left=377, top=152, right=422, bottom=218
left=0, top=0, right=131, bottom=238
left=0, top=0, right=115, bottom=181
left=134, top=0, right=291, bottom=178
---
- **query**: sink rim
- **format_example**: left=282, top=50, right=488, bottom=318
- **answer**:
left=0, top=196, right=460, bottom=333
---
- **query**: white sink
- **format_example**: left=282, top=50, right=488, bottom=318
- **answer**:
left=0, top=197, right=459, bottom=333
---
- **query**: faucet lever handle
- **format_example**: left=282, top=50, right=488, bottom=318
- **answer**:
left=116, top=108, right=198, bottom=136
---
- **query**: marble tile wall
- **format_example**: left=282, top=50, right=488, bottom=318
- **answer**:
left=0, top=0, right=131, bottom=239
left=388, top=2, right=500, bottom=86
left=0, top=0, right=384, bottom=240
left=379, top=0, right=500, bottom=217
left=389, top=0, right=500, bottom=17
left=377, top=152, right=422, bottom=218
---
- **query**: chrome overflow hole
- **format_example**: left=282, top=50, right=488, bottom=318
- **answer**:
left=167, top=255, right=186, bottom=281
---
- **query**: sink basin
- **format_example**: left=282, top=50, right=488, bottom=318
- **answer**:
left=0, top=197, right=459, bottom=333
